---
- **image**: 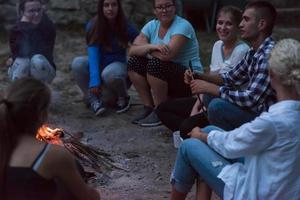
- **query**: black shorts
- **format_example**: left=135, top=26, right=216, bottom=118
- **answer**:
left=127, top=56, right=191, bottom=98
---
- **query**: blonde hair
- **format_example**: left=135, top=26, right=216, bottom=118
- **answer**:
left=269, top=38, right=300, bottom=95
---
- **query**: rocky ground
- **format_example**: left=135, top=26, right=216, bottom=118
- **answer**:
left=0, top=27, right=299, bottom=200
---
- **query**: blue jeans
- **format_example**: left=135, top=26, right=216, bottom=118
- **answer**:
left=8, top=55, right=56, bottom=83
left=203, top=95, right=259, bottom=131
left=71, top=56, right=129, bottom=98
left=171, top=126, right=230, bottom=198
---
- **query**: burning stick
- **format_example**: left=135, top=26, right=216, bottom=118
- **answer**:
left=36, top=125, right=127, bottom=173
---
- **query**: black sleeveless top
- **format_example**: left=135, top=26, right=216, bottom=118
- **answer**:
left=5, top=144, right=57, bottom=200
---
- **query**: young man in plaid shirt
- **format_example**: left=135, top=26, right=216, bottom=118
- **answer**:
left=188, top=1, right=277, bottom=131
left=157, top=1, right=277, bottom=132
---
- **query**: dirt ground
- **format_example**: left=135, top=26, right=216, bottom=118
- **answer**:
left=0, top=27, right=299, bottom=200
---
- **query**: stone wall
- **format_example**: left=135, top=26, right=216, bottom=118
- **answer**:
left=0, top=0, right=156, bottom=31
left=0, top=0, right=299, bottom=31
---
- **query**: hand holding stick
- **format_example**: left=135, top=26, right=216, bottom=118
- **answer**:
left=189, top=61, right=207, bottom=116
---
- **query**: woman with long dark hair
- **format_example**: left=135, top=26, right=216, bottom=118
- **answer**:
left=0, top=78, right=100, bottom=200
left=71, top=0, right=138, bottom=116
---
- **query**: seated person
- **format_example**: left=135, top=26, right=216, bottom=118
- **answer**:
left=170, top=38, right=300, bottom=200
left=161, top=1, right=277, bottom=137
left=0, top=78, right=100, bottom=200
left=71, top=0, right=138, bottom=116
left=127, top=0, right=203, bottom=127
left=8, top=0, right=56, bottom=83
left=156, top=5, right=249, bottom=134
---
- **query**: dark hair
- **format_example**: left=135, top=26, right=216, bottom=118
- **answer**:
left=87, top=0, right=130, bottom=49
left=245, top=1, right=277, bottom=35
left=18, top=0, right=42, bottom=15
left=217, top=6, right=242, bottom=27
left=0, top=78, right=51, bottom=195
left=152, top=0, right=176, bottom=6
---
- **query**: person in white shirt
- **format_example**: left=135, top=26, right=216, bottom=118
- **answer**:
left=170, top=38, right=300, bottom=200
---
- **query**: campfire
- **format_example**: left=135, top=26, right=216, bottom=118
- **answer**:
left=36, top=125, right=126, bottom=173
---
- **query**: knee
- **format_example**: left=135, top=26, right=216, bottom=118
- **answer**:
left=180, top=138, right=204, bottom=157
left=31, top=54, right=48, bottom=66
left=147, top=57, right=162, bottom=71
left=71, top=56, right=87, bottom=73
left=127, top=56, right=139, bottom=68
left=179, top=119, right=194, bottom=138
left=13, top=57, right=30, bottom=68
left=207, top=98, right=225, bottom=118
left=102, top=62, right=127, bottom=81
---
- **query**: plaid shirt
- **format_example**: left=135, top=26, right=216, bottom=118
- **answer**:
left=220, top=37, right=277, bottom=113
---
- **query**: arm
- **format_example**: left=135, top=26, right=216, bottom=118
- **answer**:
left=219, top=56, right=271, bottom=108
left=87, top=46, right=101, bottom=89
left=207, top=114, right=276, bottom=158
left=151, top=34, right=188, bottom=61
left=47, top=146, right=100, bottom=200
left=9, top=24, right=32, bottom=59
left=128, top=33, right=157, bottom=56
left=188, top=126, right=208, bottom=142
left=189, top=79, right=220, bottom=96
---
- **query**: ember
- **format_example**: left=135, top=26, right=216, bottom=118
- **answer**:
left=36, top=125, right=126, bottom=174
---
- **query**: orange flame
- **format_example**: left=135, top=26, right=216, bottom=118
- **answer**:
left=36, top=125, right=64, bottom=145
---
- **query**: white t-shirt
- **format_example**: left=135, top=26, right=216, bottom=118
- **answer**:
left=210, top=40, right=249, bottom=74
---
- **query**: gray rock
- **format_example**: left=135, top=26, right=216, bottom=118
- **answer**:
left=50, top=0, right=81, bottom=10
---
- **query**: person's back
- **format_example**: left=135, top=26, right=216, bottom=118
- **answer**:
left=0, top=78, right=100, bottom=200
left=225, top=100, right=300, bottom=199
left=6, top=143, right=57, bottom=200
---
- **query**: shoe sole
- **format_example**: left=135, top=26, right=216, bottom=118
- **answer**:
left=116, top=103, right=130, bottom=114
left=139, top=121, right=162, bottom=127
left=95, top=107, right=106, bottom=116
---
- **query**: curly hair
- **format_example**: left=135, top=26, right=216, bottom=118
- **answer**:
left=269, top=38, right=300, bottom=95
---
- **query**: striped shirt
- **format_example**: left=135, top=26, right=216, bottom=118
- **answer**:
left=220, top=37, right=277, bottom=113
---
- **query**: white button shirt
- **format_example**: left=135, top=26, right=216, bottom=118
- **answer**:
left=208, top=100, right=300, bottom=200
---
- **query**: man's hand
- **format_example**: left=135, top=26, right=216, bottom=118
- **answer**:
left=190, top=79, right=220, bottom=96
left=188, top=127, right=208, bottom=142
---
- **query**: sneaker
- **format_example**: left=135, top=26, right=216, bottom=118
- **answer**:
left=132, top=106, right=153, bottom=124
left=139, top=111, right=162, bottom=127
left=88, top=92, right=106, bottom=116
left=116, top=96, right=130, bottom=114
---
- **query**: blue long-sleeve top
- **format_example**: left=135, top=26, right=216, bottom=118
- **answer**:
left=86, top=21, right=139, bottom=88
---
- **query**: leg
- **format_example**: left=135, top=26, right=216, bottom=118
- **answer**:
left=102, top=61, right=130, bottom=113
left=196, top=180, right=211, bottom=200
left=156, top=97, right=196, bottom=131
left=8, top=57, right=30, bottom=81
left=147, top=74, right=168, bottom=106
left=101, top=61, right=128, bottom=98
left=207, top=98, right=259, bottom=131
left=30, top=54, right=56, bottom=83
left=179, top=112, right=209, bottom=139
left=171, top=137, right=228, bottom=199
left=70, top=56, right=89, bottom=97
left=128, top=56, right=154, bottom=108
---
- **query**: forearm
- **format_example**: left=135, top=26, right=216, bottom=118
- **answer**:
left=196, top=73, right=224, bottom=86
left=128, top=44, right=155, bottom=57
